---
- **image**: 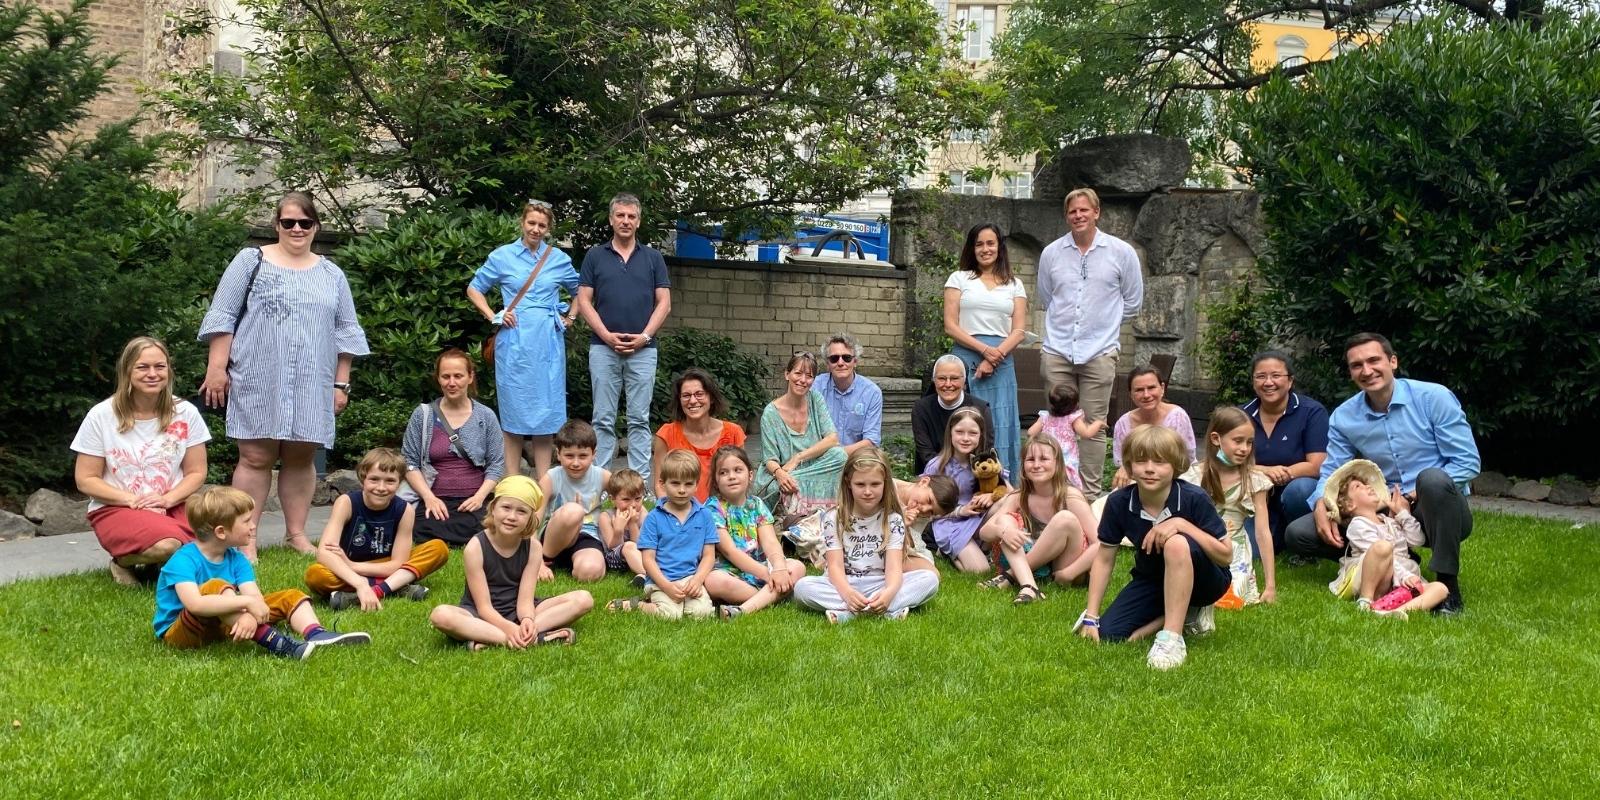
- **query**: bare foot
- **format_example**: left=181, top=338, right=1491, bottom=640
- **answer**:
left=283, top=533, right=316, bottom=554
left=108, top=559, right=140, bottom=587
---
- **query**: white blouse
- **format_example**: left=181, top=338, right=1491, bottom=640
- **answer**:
left=945, top=271, right=1025, bottom=337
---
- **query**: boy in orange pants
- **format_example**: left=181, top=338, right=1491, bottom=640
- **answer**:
left=307, top=448, right=449, bottom=611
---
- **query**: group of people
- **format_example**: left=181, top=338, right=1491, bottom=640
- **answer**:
left=66, top=187, right=1480, bottom=669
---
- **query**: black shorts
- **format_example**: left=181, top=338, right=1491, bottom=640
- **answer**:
left=547, top=535, right=604, bottom=569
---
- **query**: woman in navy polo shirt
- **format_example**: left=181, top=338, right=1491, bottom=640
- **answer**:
left=1240, top=351, right=1327, bottom=554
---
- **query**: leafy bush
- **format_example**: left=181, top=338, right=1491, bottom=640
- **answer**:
left=565, top=325, right=773, bottom=430
left=0, top=2, right=246, bottom=498
left=1195, top=283, right=1273, bottom=407
left=331, top=398, right=416, bottom=469
left=1234, top=11, right=1600, bottom=436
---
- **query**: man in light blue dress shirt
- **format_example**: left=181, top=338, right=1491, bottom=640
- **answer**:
left=1288, top=332, right=1479, bottom=615
left=1036, top=187, right=1143, bottom=498
left=820, top=333, right=882, bottom=457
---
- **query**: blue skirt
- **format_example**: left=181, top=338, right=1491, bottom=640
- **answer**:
left=953, top=335, right=1020, bottom=480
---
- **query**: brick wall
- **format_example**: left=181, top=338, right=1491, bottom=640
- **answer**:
left=664, top=257, right=909, bottom=394
left=39, top=0, right=147, bottom=125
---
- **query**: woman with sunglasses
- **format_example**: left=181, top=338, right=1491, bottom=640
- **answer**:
left=467, top=199, right=579, bottom=479
left=754, top=352, right=848, bottom=516
left=651, top=368, right=746, bottom=501
left=943, top=223, right=1026, bottom=480
left=199, top=191, right=369, bottom=558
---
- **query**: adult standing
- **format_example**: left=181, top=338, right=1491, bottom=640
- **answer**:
left=574, top=193, right=671, bottom=485
left=754, top=352, right=848, bottom=516
left=911, top=354, right=993, bottom=475
left=467, top=199, right=578, bottom=479
left=1288, top=333, right=1478, bottom=614
left=819, top=333, right=883, bottom=457
left=402, top=349, right=507, bottom=546
left=73, top=337, right=210, bottom=584
left=1241, top=351, right=1328, bottom=554
left=944, top=222, right=1026, bottom=479
left=1109, top=366, right=1196, bottom=490
left=652, top=368, right=746, bottom=502
left=199, top=191, right=368, bottom=558
left=1036, top=187, right=1143, bottom=498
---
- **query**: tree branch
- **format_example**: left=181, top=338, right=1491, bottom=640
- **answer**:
left=1170, top=57, right=1324, bottom=91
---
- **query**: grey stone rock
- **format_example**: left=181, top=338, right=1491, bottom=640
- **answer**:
left=1043, top=134, right=1191, bottom=196
left=1548, top=477, right=1590, bottom=506
left=1590, top=485, right=1600, bottom=507
left=0, top=509, right=37, bottom=541
left=1472, top=471, right=1510, bottom=497
left=326, top=469, right=360, bottom=494
left=1132, top=191, right=1265, bottom=277
left=24, top=489, right=90, bottom=535
left=1132, top=274, right=1193, bottom=341
left=1509, top=480, right=1550, bottom=502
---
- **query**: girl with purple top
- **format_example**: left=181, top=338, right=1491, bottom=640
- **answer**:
left=1109, top=366, right=1196, bottom=491
left=402, top=349, right=507, bottom=546
left=922, top=407, right=1010, bottom=573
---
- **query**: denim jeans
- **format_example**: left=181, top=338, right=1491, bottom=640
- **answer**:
left=1245, top=476, right=1317, bottom=558
left=589, top=343, right=657, bottom=484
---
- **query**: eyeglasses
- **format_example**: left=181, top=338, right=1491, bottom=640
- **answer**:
left=826, top=353, right=855, bottom=364
left=1252, top=372, right=1289, bottom=382
left=278, top=218, right=316, bottom=230
left=678, top=391, right=707, bottom=401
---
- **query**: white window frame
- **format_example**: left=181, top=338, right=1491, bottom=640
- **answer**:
left=956, top=6, right=998, bottom=61
left=947, top=170, right=984, bottom=196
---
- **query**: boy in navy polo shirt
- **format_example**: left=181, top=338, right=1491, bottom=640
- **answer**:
left=608, top=449, right=719, bottom=619
left=1074, top=425, right=1231, bottom=670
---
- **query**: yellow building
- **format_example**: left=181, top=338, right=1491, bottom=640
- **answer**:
left=1249, top=13, right=1398, bottom=71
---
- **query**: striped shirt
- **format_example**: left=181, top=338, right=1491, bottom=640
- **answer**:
left=198, top=248, right=370, bottom=447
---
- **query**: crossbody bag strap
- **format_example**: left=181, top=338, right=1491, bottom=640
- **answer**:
left=505, top=243, right=554, bottom=314
left=236, top=246, right=265, bottom=323
left=431, top=400, right=474, bottom=462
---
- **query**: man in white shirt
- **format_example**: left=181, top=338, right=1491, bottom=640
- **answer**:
left=1036, top=188, right=1144, bottom=497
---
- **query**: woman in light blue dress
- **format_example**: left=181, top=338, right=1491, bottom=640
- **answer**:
left=467, top=200, right=579, bottom=479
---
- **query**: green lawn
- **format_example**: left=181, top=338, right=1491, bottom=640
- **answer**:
left=1, top=512, right=1595, bottom=798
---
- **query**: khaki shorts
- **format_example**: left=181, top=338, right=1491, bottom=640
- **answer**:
left=646, top=587, right=714, bottom=620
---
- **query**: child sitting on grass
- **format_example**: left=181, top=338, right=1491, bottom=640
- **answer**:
left=428, top=476, right=592, bottom=648
left=793, top=448, right=940, bottom=623
left=597, top=468, right=648, bottom=587
left=154, top=487, right=369, bottom=659
left=607, top=450, right=720, bottom=620
left=539, top=420, right=612, bottom=583
left=1028, top=383, right=1106, bottom=490
left=1074, top=425, right=1231, bottom=671
left=1179, top=407, right=1276, bottom=613
left=1325, top=460, right=1449, bottom=619
left=978, top=434, right=1098, bottom=604
left=703, top=446, right=807, bottom=619
left=307, top=448, right=448, bottom=611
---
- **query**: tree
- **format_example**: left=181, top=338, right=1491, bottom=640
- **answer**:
left=161, top=0, right=988, bottom=239
left=0, top=0, right=246, bottom=496
left=987, top=0, right=1573, bottom=173
left=1234, top=10, right=1600, bottom=438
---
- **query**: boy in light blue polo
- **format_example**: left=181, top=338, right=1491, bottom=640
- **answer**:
left=608, top=450, right=718, bottom=619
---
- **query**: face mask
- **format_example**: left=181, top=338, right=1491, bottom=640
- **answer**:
left=1214, top=449, right=1235, bottom=467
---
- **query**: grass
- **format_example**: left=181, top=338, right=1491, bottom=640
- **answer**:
left=1, top=512, right=1596, bottom=798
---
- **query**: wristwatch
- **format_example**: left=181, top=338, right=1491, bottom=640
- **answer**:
left=334, top=382, right=352, bottom=394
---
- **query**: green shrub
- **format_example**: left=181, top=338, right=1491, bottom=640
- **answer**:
left=1196, top=283, right=1273, bottom=407
left=1234, top=12, right=1600, bottom=435
left=565, top=325, right=773, bottom=430
left=331, top=398, right=416, bottom=468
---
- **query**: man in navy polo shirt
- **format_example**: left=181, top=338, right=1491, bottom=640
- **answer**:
left=574, top=193, right=672, bottom=485
left=820, top=332, right=882, bottom=457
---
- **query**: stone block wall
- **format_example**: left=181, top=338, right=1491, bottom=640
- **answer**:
left=664, top=257, right=909, bottom=395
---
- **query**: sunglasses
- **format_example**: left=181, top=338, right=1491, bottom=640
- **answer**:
left=826, top=353, right=855, bottom=364
left=278, top=218, right=316, bottom=230
left=526, top=199, right=553, bottom=210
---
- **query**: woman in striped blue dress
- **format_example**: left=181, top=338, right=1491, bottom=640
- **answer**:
left=199, top=192, right=370, bottom=559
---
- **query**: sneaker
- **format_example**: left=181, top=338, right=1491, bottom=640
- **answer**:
left=1432, top=592, right=1465, bottom=617
left=393, top=584, right=429, bottom=601
left=1287, top=553, right=1319, bottom=568
left=825, top=609, right=854, bottom=624
left=1183, top=606, right=1215, bottom=636
left=305, top=628, right=372, bottom=647
left=884, top=608, right=909, bottom=621
left=328, top=591, right=357, bottom=611
left=1146, top=631, right=1187, bottom=671
left=255, top=627, right=312, bottom=660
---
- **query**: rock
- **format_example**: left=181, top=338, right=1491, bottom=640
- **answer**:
left=1132, top=274, right=1193, bottom=341
left=1590, top=485, right=1600, bottom=507
left=23, top=489, right=90, bottom=535
left=1472, top=471, right=1510, bottom=497
left=1548, top=477, right=1591, bottom=506
left=326, top=469, right=360, bottom=494
left=1042, top=134, right=1191, bottom=196
left=1509, top=480, right=1550, bottom=502
left=0, top=510, right=36, bottom=542
left=1132, top=191, right=1265, bottom=277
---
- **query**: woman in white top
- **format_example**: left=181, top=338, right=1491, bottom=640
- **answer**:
left=943, top=223, right=1026, bottom=478
left=72, top=337, right=211, bottom=585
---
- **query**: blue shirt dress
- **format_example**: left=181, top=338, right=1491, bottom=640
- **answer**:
left=470, top=239, right=578, bottom=436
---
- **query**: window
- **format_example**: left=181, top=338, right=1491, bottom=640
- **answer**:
left=956, top=6, right=998, bottom=61
left=947, top=170, right=984, bottom=196
left=1002, top=173, right=1032, bottom=199
left=1276, top=35, right=1308, bottom=67
left=949, top=127, right=990, bottom=143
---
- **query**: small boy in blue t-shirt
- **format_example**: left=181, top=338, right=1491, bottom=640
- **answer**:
left=607, top=450, right=718, bottom=619
left=154, top=488, right=370, bottom=659
left=1075, top=425, right=1231, bottom=670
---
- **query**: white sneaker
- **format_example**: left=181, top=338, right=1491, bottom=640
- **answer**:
left=825, top=609, right=854, bottom=624
left=884, top=608, right=909, bottom=621
left=1147, top=631, right=1187, bottom=671
left=1356, top=598, right=1374, bottom=613
left=1184, top=605, right=1215, bottom=636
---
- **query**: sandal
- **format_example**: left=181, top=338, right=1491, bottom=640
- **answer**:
left=534, top=627, right=576, bottom=646
left=978, top=572, right=1014, bottom=590
left=1012, top=585, right=1045, bottom=605
left=283, top=532, right=316, bottom=554
left=720, top=605, right=745, bottom=620
left=606, top=598, right=646, bottom=613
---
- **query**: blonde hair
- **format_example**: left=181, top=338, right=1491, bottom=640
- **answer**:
left=186, top=487, right=255, bottom=540
left=1197, top=407, right=1256, bottom=506
left=1064, top=187, right=1101, bottom=212
left=522, top=200, right=554, bottom=226
left=659, top=449, right=701, bottom=484
left=933, top=407, right=986, bottom=473
left=111, top=336, right=176, bottom=433
left=1122, top=424, right=1191, bottom=476
left=836, top=446, right=903, bottom=553
left=1019, top=434, right=1076, bottom=516
left=484, top=494, right=542, bottom=539
left=356, top=447, right=406, bottom=479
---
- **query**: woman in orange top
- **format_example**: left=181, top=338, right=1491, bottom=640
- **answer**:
left=651, top=368, right=746, bottom=500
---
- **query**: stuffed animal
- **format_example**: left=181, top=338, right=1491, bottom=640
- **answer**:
left=970, top=449, right=1009, bottom=503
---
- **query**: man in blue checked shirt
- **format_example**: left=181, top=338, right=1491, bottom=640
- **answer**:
left=820, top=333, right=883, bottom=457
left=1287, top=332, right=1479, bottom=616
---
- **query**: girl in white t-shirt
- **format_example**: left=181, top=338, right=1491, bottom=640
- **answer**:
left=792, top=448, right=940, bottom=623
left=943, top=222, right=1027, bottom=479
left=71, top=337, right=211, bottom=584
